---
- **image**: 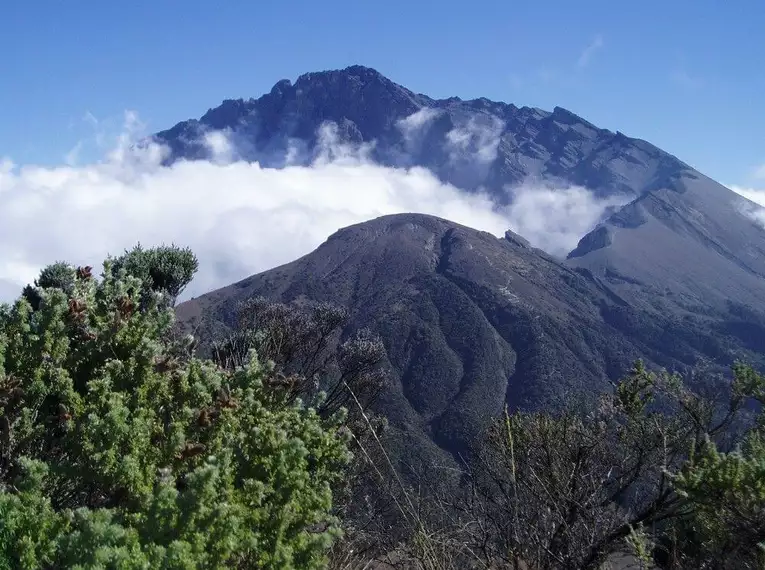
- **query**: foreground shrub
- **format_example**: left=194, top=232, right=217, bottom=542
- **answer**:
left=0, top=249, right=349, bottom=569
left=449, top=362, right=765, bottom=569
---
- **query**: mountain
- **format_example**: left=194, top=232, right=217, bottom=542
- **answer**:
left=171, top=65, right=765, bottom=471
left=157, top=64, right=765, bottom=311
left=154, top=65, right=692, bottom=202
left=176, top=213, right=763, bottom=467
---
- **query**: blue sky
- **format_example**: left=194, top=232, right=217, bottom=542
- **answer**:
left=1, top=0, right=763, bottom=185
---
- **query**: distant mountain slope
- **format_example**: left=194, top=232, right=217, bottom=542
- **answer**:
left=568, top=170, right=765, bottom=331
left=154, top=65, right=693, bottom=202
left=176, top=213, right=762, bottom=467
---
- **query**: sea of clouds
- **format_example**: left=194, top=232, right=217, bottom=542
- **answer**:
left=0, top=111, right=631, bottom=303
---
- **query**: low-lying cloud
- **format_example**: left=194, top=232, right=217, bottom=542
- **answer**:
left=0, top=114, right=622, bottom=303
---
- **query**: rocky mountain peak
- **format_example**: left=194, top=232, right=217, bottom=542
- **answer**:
left=153, top=65, right=765, bottom=315
left=154, top=65, right=693, bottom=207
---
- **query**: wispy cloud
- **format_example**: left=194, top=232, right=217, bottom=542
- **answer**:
left=508, top=73, right=524, bottom=90
left=505, top=68, right=561, bottom=91
left=83, top=111, right=99, bottom=127
left=753, top=164, right=765, bottom=180
left=508, top=34, right=603, bottom=91
left=445, top=116, right=505, bottom=165
left=64, top=141, right=83, bottom=166
left=397, top=108, right=440, bottom=138
left=395, top=107, right=441, bottom=154
left=670, top=69, right=704, bottom=90
left=62, top=110, right=149, bottom=166
left=577, top=34, right=604, bottom=68
left=202, top=131, right=235, bottom=164
left=536, top=67, right=560, bottom=84
left=0, top=114, right=618, bottom=302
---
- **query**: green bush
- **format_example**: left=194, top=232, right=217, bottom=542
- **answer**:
left=0, top=251, right=349, bottom=569
left=108, top=243, right=199, bottom=306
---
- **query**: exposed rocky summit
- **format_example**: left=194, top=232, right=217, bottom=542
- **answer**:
left=155, top=65, right=694, bottom=202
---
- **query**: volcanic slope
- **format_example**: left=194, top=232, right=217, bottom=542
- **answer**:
left=177, top=213, right=761, bottom=465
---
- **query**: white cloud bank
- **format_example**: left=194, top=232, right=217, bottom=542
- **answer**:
left=505, top=185, right=627, bottom=256
left=0, top=114, right=622, bottom=303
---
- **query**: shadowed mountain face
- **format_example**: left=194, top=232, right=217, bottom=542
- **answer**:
left=176, top=214, right=765, bottom=467
left=155, top=65, right=692, bottom=202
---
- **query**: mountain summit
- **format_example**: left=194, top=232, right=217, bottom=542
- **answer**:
left=159, top=65, right=765, bottom=312
left=155, top=65, right=693, bottom=202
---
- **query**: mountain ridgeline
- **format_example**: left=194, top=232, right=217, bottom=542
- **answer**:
left=170, top=65, right=765, bottom=468
left=156, top=65, right=692, bottom=202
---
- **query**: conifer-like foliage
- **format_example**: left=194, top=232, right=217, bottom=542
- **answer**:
left=109, top=244, right=199, bottom=307
left=0, top=247, right=349, bottom=569
left=670, top=363, right=765, bottom=568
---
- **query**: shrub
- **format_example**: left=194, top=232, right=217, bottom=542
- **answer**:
left=0, top=252, right=349, bottom=569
